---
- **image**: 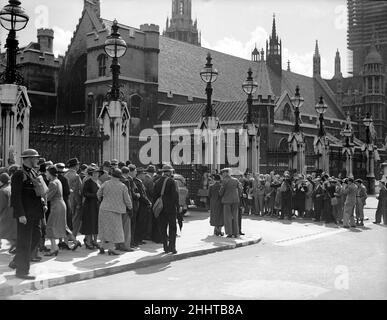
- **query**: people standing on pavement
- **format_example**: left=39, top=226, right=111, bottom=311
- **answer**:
left=140, top=165, right=156, bottom=241
left=304, top=176, right=314, bottom=219
left=334, top=180, right=344, bottom=224
left=154, top=164, right=182, bottom=254
left=209, top=174, right=224, bottom=236
left=219, top=168, right=241, bottom=238
left=56, top=163, right=73, bottom=250
left=64, top=158, right=83, bottom=237
left=10, top=149, right=46, bottom=280
left=97, top=168, right=132, bottom=255
left=129, top=164, right=152, bottom=246
left=99, top=161, right=112, bottom=184
left=0, top=173, right=17, bottom=255
left=44, top=165, right=81, bottom=256
left=80, top=166, right=101, bottom=249
left=254, top=174, right=265, bottom=216
left=342, top=177, right=358, bottom=228
left=264, top=174, right=274, bottom=216
left=116, top=167, right=135, bottom=252
left=293, top=177, right=306, bottom=218
left=322, top=179, right=337, bottom=224
left=279, top=174, right=293, bottom=220
left=312, top=178, right=324, bottom=222
left=355, top=179, right=367, bottom=227
left=78, top=164, right=88, bottom=182
left=374, top=180, right=387, bottom=225
left=272, top=175, right=282, bottom=217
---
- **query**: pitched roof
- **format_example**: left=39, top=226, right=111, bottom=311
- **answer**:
left=158, top=100, right=249, bottom=125
left=158, top=36, right=274, bottom=101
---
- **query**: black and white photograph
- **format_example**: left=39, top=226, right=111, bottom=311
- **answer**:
left=0, top=0, right=386, bottom=304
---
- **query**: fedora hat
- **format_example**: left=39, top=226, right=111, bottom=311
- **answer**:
left=20, top=149, right=40, bottom=158
left=55, top=163, right=67, bottom=173
left=111, top=168, right=123, bottom=179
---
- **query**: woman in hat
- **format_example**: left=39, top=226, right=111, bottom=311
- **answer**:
left=44, top=166, right=81, bottom=256
left=0, top=173, right=17, bottom=254
left=80, top=166, right=102, bottom=249
left=97, top=168, right=132, bottom=255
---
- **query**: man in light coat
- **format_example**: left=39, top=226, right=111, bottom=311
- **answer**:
left=342, top=177, right=358, bottom=228
left=219, top=168, right=241, bottom=238
left=355, top=179, right=367, bottom=227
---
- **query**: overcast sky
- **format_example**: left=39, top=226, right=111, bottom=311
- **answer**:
left=0, top=0, right=349, bottom=78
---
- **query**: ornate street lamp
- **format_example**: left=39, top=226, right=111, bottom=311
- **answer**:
left=315, top=96, right=327, bottom=137
left=0, top=0, right=29, bottom=84
left=200, top=53, right=218, bottom=117
left=242, top=67, right=258, bottom=125
left=290, top=85, right=304, bottom=133
left=104, top=19, right=127, bottom=101
left=242, top=68, right=259, bottom=173
left=362, top=112, right=376, bottom=194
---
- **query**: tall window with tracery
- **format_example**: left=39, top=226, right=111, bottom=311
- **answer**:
left=130, top=95, right=142, bottom=118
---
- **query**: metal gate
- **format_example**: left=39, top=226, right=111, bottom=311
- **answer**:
left=29, top=124, right=104, bottom=164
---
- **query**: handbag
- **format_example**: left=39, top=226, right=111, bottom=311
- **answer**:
left=153, top=177, right=169, bottom=218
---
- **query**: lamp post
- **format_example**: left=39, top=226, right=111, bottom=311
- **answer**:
left=199, top=53, right=220, bottom=172
left=0, top=0, right=29, bottom=84
left=288, top=86, right=306, bottom=174
left=242, top=68, right=259, bottom=173
left=104, top=19, right=127, bottom=101
left=341, top=112, right=354, bottom=178
left=314, top=96, right=329, bottom=173
left=200, top=53, right=218, bottom=118
left=363, top=112, right=375, bottom=194
left=99, top=19, right=130, bottom=163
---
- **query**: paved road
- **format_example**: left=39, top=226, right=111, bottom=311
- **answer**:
left=9, top=212, right=386, bottom=300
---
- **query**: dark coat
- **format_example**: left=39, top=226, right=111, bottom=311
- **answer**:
left=209, top=181, right=223, bottom=227
left=11, top=165, right=44, bottom=220
left=154, top=175, right=180, bottom=215
left=80, top=178, right=99, bottom=235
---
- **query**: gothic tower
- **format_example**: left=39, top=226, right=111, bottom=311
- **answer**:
left=333, top=49, right=343, bottom=79
left=266, top=14, right=282, bottom=76
left=361, top=35, right=386, bottom=143
left=252, top=44, right=260, bottom=62
left=313, top=40, right=321, bottom=77
left=163, top=0, right=201, bottom=46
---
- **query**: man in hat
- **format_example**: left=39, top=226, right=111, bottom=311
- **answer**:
left=99, top=161, right=111, bottom=184
left=154, top=164, right=181, bottom=253
left=355, top=179, right=367, bottom=226
left=64, top=158, right=82, bottom=237
left=10, top=149, right=46, bottom=280
left=129, top=164, right=152, bottom=246
left=141, top=165, right=156, bottom=240
left=219, top=168, right=241, bottom=238
left=122, top=166, right=140, bottom=248
left=279, top=173, right=293, bottom=220
left=342, top=177, right=358, bottom=228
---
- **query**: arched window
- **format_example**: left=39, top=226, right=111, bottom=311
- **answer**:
left=96, top=94, right=105, bottom=118
left=283, top=103, right=292, bottom=121
left=130, top=94, right=142, bottom=118
left=97, top=54, right=107, bottom=77
left=278, top=138, right=288, bottom=152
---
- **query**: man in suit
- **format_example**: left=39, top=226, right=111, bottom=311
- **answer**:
left=10, top=149, right=46, bottom=280
left=342, top=177, right=358, bottom=228
left=219, top=168, right=241, bottom=238
left=154, top=164, right=181, bottom=254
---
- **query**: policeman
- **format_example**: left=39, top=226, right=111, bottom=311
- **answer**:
left=10, top=149, right=46, bottom=280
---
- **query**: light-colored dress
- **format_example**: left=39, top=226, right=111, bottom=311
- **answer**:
left=97, top=177, right=132, bottom=243
left=46, top=178, right=67, bottom=238
left=0, top=184, right=17, bottom=241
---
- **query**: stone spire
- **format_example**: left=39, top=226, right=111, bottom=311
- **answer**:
left=313, top=40, right=321, bottom=77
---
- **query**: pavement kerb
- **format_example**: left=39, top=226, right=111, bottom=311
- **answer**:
left=0, top=236, right=262, bottom=298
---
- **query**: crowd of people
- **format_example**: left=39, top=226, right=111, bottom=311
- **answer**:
left=208, top=168, right=387, bottom=238
left=0, top=149, right=182, bottom=280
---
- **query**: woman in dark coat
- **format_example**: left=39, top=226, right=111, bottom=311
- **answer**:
left=209, top=174, right=224, bottom=236
left=322, top=180, right=337, bottom=224
left=312, top=179, right=324, bottom=222
left=80, top=167, right=101, bottom=249
left=293, top=178, right=306, bottom=218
